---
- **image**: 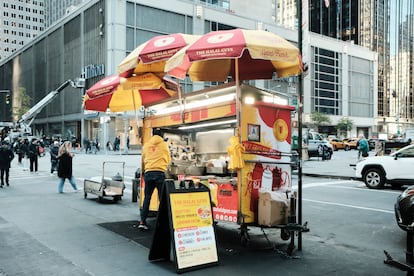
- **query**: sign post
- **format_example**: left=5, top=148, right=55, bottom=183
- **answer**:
left=149, top=180, right=218, bottom=273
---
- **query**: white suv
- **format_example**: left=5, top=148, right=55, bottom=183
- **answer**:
left=355, top=144, right=414, bottom=189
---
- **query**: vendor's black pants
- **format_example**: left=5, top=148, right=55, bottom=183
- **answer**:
left=141, top=171, right=165, bottom=223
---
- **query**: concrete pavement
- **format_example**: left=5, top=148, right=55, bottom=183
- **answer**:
left=0, top=149, right=402, bottom=276
left=301, top=149, right=361, bottom=180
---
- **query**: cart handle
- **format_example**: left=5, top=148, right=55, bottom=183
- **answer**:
left=102, top=161, right=126, bottom=183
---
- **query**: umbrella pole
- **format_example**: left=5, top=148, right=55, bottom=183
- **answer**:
left=235, top=59, right=241, bottom=137
left=177, top=83, right=184, bottom=123
left=123, top=112, right=129, bottom=155
left=131, top=90, right=142, bottom=152
left=235, top=58, right=244, bottom=227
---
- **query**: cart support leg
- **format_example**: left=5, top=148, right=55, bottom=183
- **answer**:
left=384, top=229, right=414, bottom=275
left=132, top=178, right=139, bottom=203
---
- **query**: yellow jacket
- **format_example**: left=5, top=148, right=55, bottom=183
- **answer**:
left=142, top=135, right=171, bottom=172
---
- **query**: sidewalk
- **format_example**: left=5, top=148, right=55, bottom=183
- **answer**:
left=301, top=149, right=360, bottom=180
left=1, top=149, right=400, bottom=276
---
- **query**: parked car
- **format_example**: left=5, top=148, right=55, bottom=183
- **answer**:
left=395, top=185, right=414, bottom=231
left=304, top=131, right=333, bottom=159
left=368, top=138, right=386, bottom=150
left=343, top=138, right=358, bottom=150
left=355, top=144, right=414, bottom=189
left=329, top=138, right=348, bottom=151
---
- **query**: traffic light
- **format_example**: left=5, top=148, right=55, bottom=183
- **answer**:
left=5, top=93, right=10, bottom=104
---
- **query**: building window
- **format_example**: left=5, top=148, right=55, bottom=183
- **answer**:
left=312, top=47, right=341, bottom=115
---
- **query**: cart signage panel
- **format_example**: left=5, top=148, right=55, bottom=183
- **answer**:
left=239, top=102, right=294, bottom=223
left=149, top=181, right=218, bottom=273
left=170, top=192, right=218, bottom=270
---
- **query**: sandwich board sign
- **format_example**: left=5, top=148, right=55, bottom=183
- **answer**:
left=149, top=180, right=218, bottom=273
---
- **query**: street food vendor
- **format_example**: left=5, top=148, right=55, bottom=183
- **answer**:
left=138, top=128, right=171, bottom=230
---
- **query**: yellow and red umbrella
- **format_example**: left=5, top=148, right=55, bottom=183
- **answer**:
left=165, top=28, right=302, bottom=81
left=118, top=33, right=200, bottom=77
left=84, top=73, right=178, bottom=112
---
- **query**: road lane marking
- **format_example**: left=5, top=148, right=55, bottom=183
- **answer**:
left=303, top=198, right=394, bottom=214
left=293, top=180, right=359, bottom=189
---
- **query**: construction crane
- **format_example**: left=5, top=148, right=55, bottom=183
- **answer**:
left=15, top=78, right=85, bottom=136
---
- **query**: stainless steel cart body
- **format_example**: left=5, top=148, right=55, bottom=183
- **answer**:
left=84, top=161, right=125, bottom=202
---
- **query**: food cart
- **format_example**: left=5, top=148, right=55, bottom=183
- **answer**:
left=84, top=161, right=125, bottom=202
left=139, top=83, right=307, bottom=249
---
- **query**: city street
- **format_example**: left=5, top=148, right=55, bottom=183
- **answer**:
left=0, top=149, right=408, bottom=275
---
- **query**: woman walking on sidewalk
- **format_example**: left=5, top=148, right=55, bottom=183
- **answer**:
left=57, top=141, right=80, bottom=193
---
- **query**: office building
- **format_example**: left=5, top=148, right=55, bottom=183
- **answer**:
left=0, top=0, right=377, bottom=146
left=0, top=0, right=45, bottom=61
left=44, top=0, right=85, bottom=28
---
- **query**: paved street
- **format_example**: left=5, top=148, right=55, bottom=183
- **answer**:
left=0, top=149, right=407, bottom=275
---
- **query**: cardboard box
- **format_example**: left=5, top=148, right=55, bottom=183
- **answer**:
left=258, top=191, right=289, bottom=226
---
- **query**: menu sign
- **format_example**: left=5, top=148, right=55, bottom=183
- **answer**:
left=149, top=181, right=218, bottom=273
left=170, top=192, right=218, bottom=269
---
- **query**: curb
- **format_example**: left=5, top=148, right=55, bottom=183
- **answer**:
left=293, top=171, right=358, bottom=181
left=302, top=173, right=358, bottom=181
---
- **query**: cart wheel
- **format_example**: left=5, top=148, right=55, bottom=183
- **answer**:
left=281, top=229, right=291, bottom=241
left=113, top=195, right=121, bottom=202
left=97, top=196, right=102, bottom=203
left=84, top=192, right=87, bottom=199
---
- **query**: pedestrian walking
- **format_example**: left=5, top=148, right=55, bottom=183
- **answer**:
left=21, top=138, right=30, bottom=170
left=28, top=138, right=41, bottom=173
left=15, top=138, right=24, bottom=165
left=0, top=140, right=14, bottom=187
left=83, top=137, right=91, bottom=154
left=138, top=128, right=171, bottom=230
left=114, top=136, right=120, bottom=151
left=57, top=141, right=80, bottom=193
left=357, top=134, right=369, bottom=160
left=50, top=141, right=60, bottom=174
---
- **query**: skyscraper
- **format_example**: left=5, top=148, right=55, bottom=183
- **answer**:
left=275, top=0, right=414, bottom=135
left=0, top=0, right=86, bottom=61
left=388, top=3, right=414, bottom=132
left=0, top=0, right=45, bottom=61
left=44, top=0, right=85, bottom=28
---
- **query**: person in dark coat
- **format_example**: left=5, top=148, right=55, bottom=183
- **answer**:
left=50, top=141, right=60, bottom=174
left=57, top=141, right=79, bottom=193
left=0, top=140, right=15, bottom=187
left=15, top=138, right=24, bottom=164
left=28, top=138, right=40, bottom=173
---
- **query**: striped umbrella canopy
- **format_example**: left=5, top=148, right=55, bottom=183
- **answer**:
left=118, top=33, right=200, bottom=77
left=165, top=28, right=303, bottom=81
left=83, top=73, right=178, bottom=112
